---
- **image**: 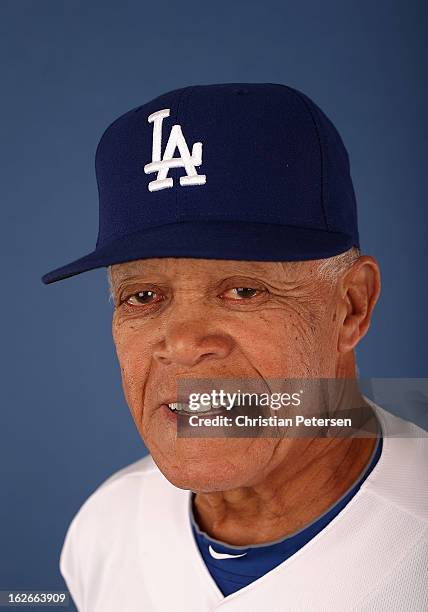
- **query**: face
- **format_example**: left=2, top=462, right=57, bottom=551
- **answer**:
left=110, top=257, right=369, bottom=492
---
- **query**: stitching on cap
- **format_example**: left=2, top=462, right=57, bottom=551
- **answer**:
left=278, top=84, right=329, bottom=231
left=97, top=220, right=352, bottom=251
left=98, top=207, right=326, bottom=245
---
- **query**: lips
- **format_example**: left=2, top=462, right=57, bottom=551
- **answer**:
left=162, top=401, right=232, bottom=415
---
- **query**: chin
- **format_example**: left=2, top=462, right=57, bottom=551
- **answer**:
left=148, top=440, right=256, bottom=492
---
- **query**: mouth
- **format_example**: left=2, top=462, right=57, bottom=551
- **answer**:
left=164, top=401, right=234, bottom=416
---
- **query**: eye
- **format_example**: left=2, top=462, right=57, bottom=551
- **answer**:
left=222, top=287, right=261, bottom=300
left=126, top=290, right=159, bottom=306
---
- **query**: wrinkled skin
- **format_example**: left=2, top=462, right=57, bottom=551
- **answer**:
left=110, top=256, right=381, bottom=545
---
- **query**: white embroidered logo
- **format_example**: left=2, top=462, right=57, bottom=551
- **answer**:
left=143, top=108, right=206, bottom=192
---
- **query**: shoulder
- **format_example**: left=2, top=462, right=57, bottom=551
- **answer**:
left=61, top=454, right=160, bottom=542
left=89, top=452, right=159, bottom=497
left=59, top=454, right=167, bottom=607
left=364, top=400, right=428, bottom=523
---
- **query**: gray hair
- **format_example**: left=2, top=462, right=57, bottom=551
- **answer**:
left=317, top=246, right=361, bottom=282
left=107, top=266, right=115, bottom=302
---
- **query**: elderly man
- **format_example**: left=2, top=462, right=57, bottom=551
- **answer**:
left=42, top=84, right=427, bottom=611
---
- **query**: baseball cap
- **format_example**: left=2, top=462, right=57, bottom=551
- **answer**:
left=42, top=83, right=359, bottom=284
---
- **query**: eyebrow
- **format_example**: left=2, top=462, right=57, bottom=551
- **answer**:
left=109, top=259, right=305, bottom=289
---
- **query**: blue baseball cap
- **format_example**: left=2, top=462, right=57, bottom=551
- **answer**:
left=42, top=83, right=359, bottom=284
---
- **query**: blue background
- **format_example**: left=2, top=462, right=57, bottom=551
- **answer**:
left=1, top=0, right=426, bottom=608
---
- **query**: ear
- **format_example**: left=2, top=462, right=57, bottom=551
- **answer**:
left=337, top=256, right=381, bottom=353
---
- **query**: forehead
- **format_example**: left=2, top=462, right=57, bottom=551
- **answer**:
left=110, top=257, right=315, bottom=284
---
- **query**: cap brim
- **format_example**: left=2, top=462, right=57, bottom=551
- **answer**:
left=42, top=221, right=356, bottom=284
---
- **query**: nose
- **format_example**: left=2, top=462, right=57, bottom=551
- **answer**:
left=153, top=320, right=234, bottom=367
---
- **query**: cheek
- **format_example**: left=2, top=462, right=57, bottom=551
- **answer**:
left=113, top=323, right=153, bottom=419
left=238, top=311, right=319, bottom=377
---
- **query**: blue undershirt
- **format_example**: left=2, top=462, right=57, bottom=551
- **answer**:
left=191, top=435, right=383, bottom=596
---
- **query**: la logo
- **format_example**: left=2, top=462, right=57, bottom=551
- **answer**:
left=144, top=108, right=206, bottom=192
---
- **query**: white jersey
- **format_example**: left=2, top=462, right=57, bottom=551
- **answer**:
left=60, top=402, right=428, bottom=611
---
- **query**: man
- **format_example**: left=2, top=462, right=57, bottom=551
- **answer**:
left=42, top=83, right=427, bottom=611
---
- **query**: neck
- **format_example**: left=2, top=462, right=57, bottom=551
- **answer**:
left=193, top=435, right=377, bottom=546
